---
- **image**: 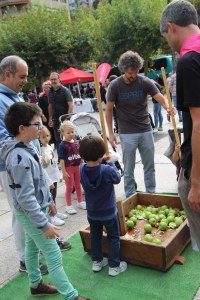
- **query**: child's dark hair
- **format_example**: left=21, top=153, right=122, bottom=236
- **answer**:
left=79, top=135, right=106, bottom=162
left=5, top=102, right=42, bottom=136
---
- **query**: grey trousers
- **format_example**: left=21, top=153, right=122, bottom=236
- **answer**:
left=0, top=171, right=25, bottom=261
left=178, top=168, right=200, bottom=251
left=120, top=131, right=155, bottom=197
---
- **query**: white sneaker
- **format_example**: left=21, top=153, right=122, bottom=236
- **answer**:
left=57, top=212, right=68, bottom=220
left=77, top=201, right=86, bottom=210
left=66, top=205, right=77, bottom=214
left=153, top=128, right=158, bottom=134
left=108, top=261, right=127, bottom=276
left=51, top=216, right=65, bottom=226
left=92, top=257, right=108, bottom=272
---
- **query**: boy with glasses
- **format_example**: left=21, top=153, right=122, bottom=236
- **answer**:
left=0, top=102, right=89, bottom=300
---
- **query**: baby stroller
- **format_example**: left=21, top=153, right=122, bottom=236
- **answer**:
left=59, top=112, right=124, bottom=176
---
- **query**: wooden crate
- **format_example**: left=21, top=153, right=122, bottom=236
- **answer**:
left=79, top=192, right=191, bottom=271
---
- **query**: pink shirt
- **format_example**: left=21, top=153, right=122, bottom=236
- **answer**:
left=180, top=34, right=200, bottom=57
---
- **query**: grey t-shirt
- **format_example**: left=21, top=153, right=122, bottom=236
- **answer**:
left=106, top=75, right=159, bottom=133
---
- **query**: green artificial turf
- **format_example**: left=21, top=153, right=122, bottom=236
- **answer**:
left=1, top=233, right=200, bottom=300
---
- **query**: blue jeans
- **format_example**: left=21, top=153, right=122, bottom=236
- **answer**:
left=14, top=209, right=78, bottom=300
left=172, top=96, right=182, bottom=120
left=153, top=103, right=163, bottom=128
left=120, top=131, right=155, bottom=197
left=88, top=215, right=120, bottom=268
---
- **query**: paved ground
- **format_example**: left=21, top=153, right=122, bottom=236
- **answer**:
left=2, top=104, right=199, bottom=297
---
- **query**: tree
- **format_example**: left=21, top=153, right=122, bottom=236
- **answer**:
left=0, top=7, right=93, bottom=86
left=93, top=0, right=169, bottom=67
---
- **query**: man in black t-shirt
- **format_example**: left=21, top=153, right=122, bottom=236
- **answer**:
left=48, top=72, right=73, bottom=153
left=160, top=0, right=200, bottom=250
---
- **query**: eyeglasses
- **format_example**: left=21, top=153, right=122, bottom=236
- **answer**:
left=27, top=122, right=42, bottom=129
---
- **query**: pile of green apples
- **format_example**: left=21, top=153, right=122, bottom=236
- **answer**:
left=126, top=204, right=187, bottom=245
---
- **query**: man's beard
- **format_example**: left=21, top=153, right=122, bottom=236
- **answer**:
left=125, top=74, right=135, bottom=82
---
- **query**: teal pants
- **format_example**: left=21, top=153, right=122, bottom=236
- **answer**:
left=14, top=209, right=78, bottom=300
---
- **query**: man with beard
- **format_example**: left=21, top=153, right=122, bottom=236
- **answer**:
left=106, top=51, right=169, bottom=197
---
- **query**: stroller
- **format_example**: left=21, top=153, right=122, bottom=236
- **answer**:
left=59, top=112, right=124, bottom=176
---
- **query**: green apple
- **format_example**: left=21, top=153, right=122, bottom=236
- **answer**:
left=126, top=220, right=134, bottom=229
left=168, top=222, right=176, bottom=229
left=159, top=222, right=168, bottom=231
left=149, top=217, right=157, bottom=226
left=136, top=204, right=143, bottom=210
left=153, top=238, right=162, bottom=245
left=130, top=216, right=137, bottom=224
left=174, top=217, right=183, bottom=227
left=167, top=215, right=175, bottom=223
left=144, top=224, right=152, bottom=233
left=144, top=234, right=153, bottom=242
left=161, top=205, right=168, bottom=210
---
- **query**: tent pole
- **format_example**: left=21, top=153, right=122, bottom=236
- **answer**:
left=77, top=82, right=81, bottom=98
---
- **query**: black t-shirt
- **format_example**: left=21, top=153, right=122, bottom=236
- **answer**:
left=38, top=94, right=49, bottom=120
left=48, top=85, right=73, bottom=122
left=176, top=51, right=200, bottom=170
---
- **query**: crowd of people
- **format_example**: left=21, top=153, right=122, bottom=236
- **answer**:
left=0, top=0, right=200, bottom=298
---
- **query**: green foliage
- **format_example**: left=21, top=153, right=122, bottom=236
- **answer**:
left=0, top=0, right=177, bottom=86
left=0, top=7, right=93, bottom=84
left=93, top=0, right=168, bottom=64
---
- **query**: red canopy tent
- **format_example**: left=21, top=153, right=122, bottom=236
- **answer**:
left=59, top=67, right=94, bottom=84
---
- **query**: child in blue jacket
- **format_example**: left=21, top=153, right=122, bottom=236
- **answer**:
left=79, top=135, right=127, bottom=276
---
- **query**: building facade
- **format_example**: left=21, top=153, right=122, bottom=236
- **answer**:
left=0, top=0, right=94, bottom=16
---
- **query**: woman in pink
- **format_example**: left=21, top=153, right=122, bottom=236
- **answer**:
left=58, top=121, right=86, bottom=214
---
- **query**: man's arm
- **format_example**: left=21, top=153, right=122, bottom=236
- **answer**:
left=0, top=116, right=10, bottom=141
left=106, top=101, right=117, bottom=147
left=68, top=101, right=74, bottom=113
left=153, top=93, right=169, bottom=110
left=64, top=88, right=74, bottom=113
left=188, top=107, right=200, bottom=211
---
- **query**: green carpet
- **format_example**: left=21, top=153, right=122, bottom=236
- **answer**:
left=1, top=233, right=200, bottom=300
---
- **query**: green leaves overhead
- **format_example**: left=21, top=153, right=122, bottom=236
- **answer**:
left=0, top=7, right=93, bottom=83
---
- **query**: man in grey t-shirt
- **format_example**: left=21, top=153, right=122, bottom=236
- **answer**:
left=106, top=51, right=168, bottom=197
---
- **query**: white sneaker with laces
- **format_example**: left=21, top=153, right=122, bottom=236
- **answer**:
left=153, top=128, right=158, bottom=134
left=51, top=216, right=65, bottom=226
left=77, top=201, right=86, bottom=210
left=57, top=212, right=68, bottom=220
left=108, top=261, right=127, bottom=277
left=92, top=257, right=108, bottom=272
left=66, top=205, right=77, bottom=214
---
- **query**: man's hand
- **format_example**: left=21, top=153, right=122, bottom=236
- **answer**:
left=103, top=153, right=112, bottom=162
left=188, top=185, right=200, bottom=211
left=44, top=224, right=60, bottom=239
left=42, top=115, right=47, bottom=123
left=167, top=106, right=176, bottom=116
left=48, top=202, right=57, bottom=216
left=48, top=119, right=53, bottom=127
left=109, top=133, right=118, bottom=148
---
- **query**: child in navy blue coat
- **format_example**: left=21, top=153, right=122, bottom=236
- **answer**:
left=79, top=135, right=127, bottom=276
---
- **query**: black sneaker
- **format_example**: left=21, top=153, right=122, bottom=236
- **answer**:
left=30, top=280, right=58, bottom=296
left=19, top=261, right=48, bottom=275
left=56, top=239, right=72, bottom=251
